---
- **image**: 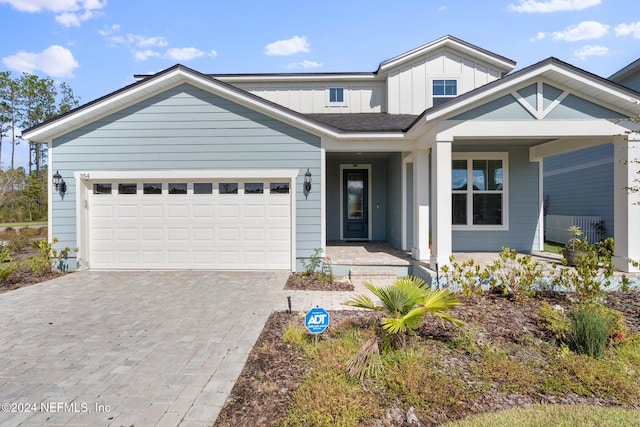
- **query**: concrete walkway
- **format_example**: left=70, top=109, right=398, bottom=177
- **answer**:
left=0, top=271, right=360, bottom=427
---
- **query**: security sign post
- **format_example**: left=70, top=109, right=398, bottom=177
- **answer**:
left=305, top=306, right=330, bottom=347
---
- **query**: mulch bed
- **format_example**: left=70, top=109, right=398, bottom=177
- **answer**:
left=214, top=288, right=640, bottom=426
left=284, top=272, right=354, bottom=291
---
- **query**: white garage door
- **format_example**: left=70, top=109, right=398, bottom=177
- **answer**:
left=87, top=179, right=292, bottom=270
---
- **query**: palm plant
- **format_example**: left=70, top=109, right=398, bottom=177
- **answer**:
left=344, top=276, right=463, bottom=381
left=345, top=276, right=463, bottom=337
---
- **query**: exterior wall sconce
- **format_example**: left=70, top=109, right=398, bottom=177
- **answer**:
left=53, top=170, right=67, bottom=193
left=304, top=168, right=312, bottom=192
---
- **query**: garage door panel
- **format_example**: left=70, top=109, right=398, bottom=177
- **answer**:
left=168, top=205, right=189, bottom=218
left=117, top=205, right=138, bottom=218
left=143, top=251, right=163, bottom=263
left=143, top=205, right=163, bottom=217
left=88, top=177, right=292, bottom=270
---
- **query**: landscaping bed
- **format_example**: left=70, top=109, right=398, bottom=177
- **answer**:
left=215, top=289, right=640, bottom=426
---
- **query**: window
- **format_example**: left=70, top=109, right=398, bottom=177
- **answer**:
left=245, top=183, right=263, bottom=194
left=118, top=183, right=137, bottom=194
left=270, top=182, right=290, bottom=194
left=433, top=79, right=457, bottom=107
left=168, top=183, right=187, bottom=194
left=93, top=183, right=112, bottom=194
left=219, top=183, right=238, bottom=194
left=452, top=153, right=507, bottom=229
left=143, top=183, right=162, bottom=194
left=194, top=183, right=213, bottom=194
left=329, top=87, right=344, bottom=103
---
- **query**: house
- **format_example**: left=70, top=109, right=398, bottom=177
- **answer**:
left=543, top=58, right=640, bottom=244
left=22, top=35, right=640, bottom=274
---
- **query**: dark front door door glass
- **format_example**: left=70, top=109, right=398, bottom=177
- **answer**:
left=343, top=169, right=368, bottom=239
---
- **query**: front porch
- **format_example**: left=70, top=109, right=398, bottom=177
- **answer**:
left=326, top=242, right=640, bottom=289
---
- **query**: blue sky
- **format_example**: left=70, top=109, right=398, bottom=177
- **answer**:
left=1, top=0, right=639, bottom=170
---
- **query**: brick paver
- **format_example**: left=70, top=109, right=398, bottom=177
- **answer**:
left=0, top=270, right=356, bottom=426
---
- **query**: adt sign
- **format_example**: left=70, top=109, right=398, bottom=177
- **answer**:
left=305, top=307, right=330, bottom=334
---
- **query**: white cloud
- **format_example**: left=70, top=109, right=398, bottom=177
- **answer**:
left=531, top=31, right=547, bottom=41
left=509, top=0, right=601, bottom=13
left=574, top=44, right=609, bottom=59
left=133, top=50, right=160, bottom=62
left=615, top=21, right=640, bottom=38
left=164, top=47, right=206, bottom=61
left=2, top=45, right=79, bottom=77
left=438, top=5, right=447, bottom=11
left=0, top=0, right=106, bottom=26
left=264, top=35, right=309, bottom=56
left=98, top=23, right=120, bottom=36
left=551, top=21, right=609, bottom=41
left=285, top=60, right=323, bottom=70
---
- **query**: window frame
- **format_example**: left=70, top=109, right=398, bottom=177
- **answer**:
left=452, top=152, right=509, bottom=231
left=327, top=87, right=346, bottom=106
left=432, top=79, right=458, bottom=107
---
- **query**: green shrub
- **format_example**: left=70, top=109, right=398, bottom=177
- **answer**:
left=489, top=247, right=543, bottom=303
left=0, top=261, right=19, bottom=282
left=568, top=304, right=612, bottom=359
left=440, top=256, right=493, bottom=295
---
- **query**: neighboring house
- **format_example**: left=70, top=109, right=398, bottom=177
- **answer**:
left=543, top=58, right=640, bottom=244
left=22, top=35, right=640, bottom=273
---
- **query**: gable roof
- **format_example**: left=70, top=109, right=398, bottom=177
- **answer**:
left=23, top=64, right=410, bottom=143
left=609, top=58, right=640, bottom=84
left=132, top=35, right=516, bottom=84
left=410, top=56, right=640, bottom=127
left=377, top=35, right=516, bottom=75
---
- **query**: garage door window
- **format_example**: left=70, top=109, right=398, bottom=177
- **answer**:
left=118, top=183, right=137, bottom=194
left=168, top=183, right=187, bottom=194
left=270, top=182, right=289, bottom=194
left=93, top=183, right=112, bottom=194
left=245, top=183, right=263, bottom=194
left=143, top=183, right=162, bottom=194
left=194, top=183, right=213, bottom=194
left=219, top=183, right=238, bottom=194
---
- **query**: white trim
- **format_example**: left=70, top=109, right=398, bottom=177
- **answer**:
left=451, top=152, right=509, bottom=231
left=320, top=148, right=326, bottom=262
left=47, top=145, right=53, bottom=243
left=75, top=169, right=299, bottom=180
left=339, top=164, right=372, bottom=240
left=538, top=160, right=544, bottom=251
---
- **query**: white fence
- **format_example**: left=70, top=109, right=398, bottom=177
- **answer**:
left=545, top=215, right=602, bottom=244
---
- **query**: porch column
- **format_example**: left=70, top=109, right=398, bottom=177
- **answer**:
left=430, top=140, right=452, bottom=267
left=412, top=149, right=430, bottom=260
left=613, top=134, right=640, bottom=272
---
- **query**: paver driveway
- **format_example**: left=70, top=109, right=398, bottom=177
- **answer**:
left=0, top=270, right=297, bottom=427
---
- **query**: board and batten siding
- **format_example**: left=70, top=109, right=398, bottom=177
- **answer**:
left=452, top=145, right=541, bottom=252
left=387, top=49, right=501, bottom=114
left=543, top=144, right=614, bottom=238
left=50, top=83, right=322, bottom=269
left=232, top=82, right=386, bottom=114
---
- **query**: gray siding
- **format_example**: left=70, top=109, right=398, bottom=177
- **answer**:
left=452, top=145, right=540, bottom=252
left=543, top=144, right=614, bottom=238
left=51, top=83, right=322, bottom=267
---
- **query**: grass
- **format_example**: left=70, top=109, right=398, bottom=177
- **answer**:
left=544, top=240, right=563, bottom=254
left=0, top=221, right=47, bottom=228
left=444, top=404, right=640, bottom=427
left=279, top=316, right=640, bottom=426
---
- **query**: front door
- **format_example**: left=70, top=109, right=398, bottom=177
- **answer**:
left=343, top=169, right=369, bottom=239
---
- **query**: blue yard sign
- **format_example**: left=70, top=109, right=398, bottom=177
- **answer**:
left=305, top=307, right=330, bottom=334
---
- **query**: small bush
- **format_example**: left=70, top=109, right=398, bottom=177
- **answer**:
left=489, top=247, right=543, bottom=303
left=440, top=256, right=493, bottom=295
left=568, top=304, right=612, bottom=359
left=537, top=301, right=571, bottom=342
